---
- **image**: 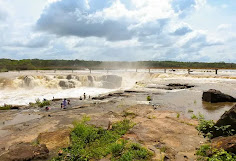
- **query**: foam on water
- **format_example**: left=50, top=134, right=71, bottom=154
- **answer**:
left=0, top=70, right=235, bottom=106
left=0, top=87, right=117, bottom=106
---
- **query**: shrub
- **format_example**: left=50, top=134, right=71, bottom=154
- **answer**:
left=214, top=125, right=235, bottom=137
left=191, top=114, right=198, bottom=119
left=188, top=109, right=194, bottom=113
left=112, top=143, right=153, bottom=161
left=176, top=113, right=180, bottom=118
left=196, top=118, right=234, bottom=139
left=0, top=104, right=12, bottom=110
left=191, top=112, right=204, bottom=120
left=196, top=145, right=236, bottom=161
left=147, top=96, right=152, bottom=101
left=196, top=119, right=215, bottom=138
left=122, top=111, right=137, bottom=118
left=111, top=140, right=127, bottom=157
left=52, top=119, right=136, bottom=161
left=196, top=144, right=211, bottom=157
left=33, top=98, right=50, bottom=107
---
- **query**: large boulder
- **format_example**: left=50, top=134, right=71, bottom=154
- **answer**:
left=211, top=136, right=236, bottom=153
left=66, top=75, right=73, bottom=80
left=211, top=105, right=236, bottom=138
left=37, top=129, right=71, bottom=150
left=101, top=75, right=122, bottom=89
left=59, top=80, right=75, bottom=88
left=23, top=76, right=35, bottom=87
left=0, top=142, right=49, bottom=161
left=202, top=89, right=236, bottom=103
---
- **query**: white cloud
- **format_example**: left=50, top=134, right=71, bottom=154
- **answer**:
left=0, top=0, right=235, bottom=62
left=217, top=24, right=232, bottom=31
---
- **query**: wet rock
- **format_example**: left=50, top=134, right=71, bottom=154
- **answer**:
left=166, top=83, right=194, bottom=89
left=108, top=92, right=129, bottom=97
left=92, top=95, right=110, bottom=100
left=0, top=142, right=49, bottom=161
left=212, top=105, right=236, bottom=138
left=52, top=98, right=63, bottom=101
left=23, top=76, right=34, bottom=87
left=92, top=92, right=129, bottom=100
left=124, top=90, right=147, bottom=93
left=59, top=80, right=75, bottom=88
left=88, top=75, right=94, bottom=82
left=147, top=83, right=194, bottom=90
left=66, top=75, right=73, bottom=80
left=37, top=129, right=71, bottom=150
left=101, top=75, right=122, bottom=89
left=211, top=135, right=236, bottom=153
left=59, top=80, right=67, bottom=88
left=68, top=80, right=76, bottom=88
left=202, top=89, right=236, bottom=103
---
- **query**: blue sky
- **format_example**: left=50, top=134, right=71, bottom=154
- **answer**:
left=0, top=0, right=235, bottom=62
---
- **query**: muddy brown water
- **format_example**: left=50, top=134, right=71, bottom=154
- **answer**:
left=149, top=77, right=236, bottom=121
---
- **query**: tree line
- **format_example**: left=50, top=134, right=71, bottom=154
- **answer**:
left=0, top=59, right=235, bottom=72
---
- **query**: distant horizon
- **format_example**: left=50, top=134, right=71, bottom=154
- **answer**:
left=0, top=58, right=235, bottom=64
left=0, top=0, right=235, bottom=62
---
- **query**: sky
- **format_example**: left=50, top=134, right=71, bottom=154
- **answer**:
left=0, top=0, right=235, bottom=62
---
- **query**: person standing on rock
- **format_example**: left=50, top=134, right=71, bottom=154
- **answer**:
left=63, top=99, right=67, bottom=109
left=84, top=93, right=86, bottom=100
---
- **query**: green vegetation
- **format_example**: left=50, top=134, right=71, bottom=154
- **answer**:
left=191, top=112, right=205, bottom=120
left=160, top=146, right=167, bottom=153
left=146, top=96, right=152, bottom=101
left=196, top=119, right=215, bottom=138
left=176, top=113, right=180, bottom=118
left=51, top=118, right=151, bottom=161
left=214, top=125, right=235, bottom=137
left=0, top=104, right=12, bottom=110
left=196, top=144, right=236, bottom=161
left=196, top=114, right=234, bottom=139
left=188, top=109, right=194, bottom=113
left=0, top=59, right=235, bottom=71
left=122, top=111, right=137, bottom=119
left=111, top=141, right=153, bottom=161
left=30, top=98, right=50, bottom=107
left=191, top=114, right=198, bottom=119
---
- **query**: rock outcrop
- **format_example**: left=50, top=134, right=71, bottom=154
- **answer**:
left=66, top=75, right=73, bottom=80
left=211, top=135, right=236, bottom=153
left=147, top=83, right=194, bottom=90
left=211, top=105, right=236, bottom=138
left=1, top=143, right=49, bottom=161
left=37, top=129, right=71, bottom=150
left=59, top=80, right=76, bottom=88
left=202, top=89, right=236, bottom=103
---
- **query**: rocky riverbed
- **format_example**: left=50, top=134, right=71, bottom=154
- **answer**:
left=0, top=71, right=235, bottom=161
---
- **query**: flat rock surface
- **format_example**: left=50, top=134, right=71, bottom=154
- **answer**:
left=0, top=142, right=49, bottom=161
left=37, top=129, right=71, bottom=150
left=122, top=105, right=205, bottom=160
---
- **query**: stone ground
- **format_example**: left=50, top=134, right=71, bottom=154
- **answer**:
left=0, top=89, right=206, bottom=161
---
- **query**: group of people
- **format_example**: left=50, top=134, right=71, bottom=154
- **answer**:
left=79, top=93, right=91, bottom=100
left=45, top=93, right=91, bottom=111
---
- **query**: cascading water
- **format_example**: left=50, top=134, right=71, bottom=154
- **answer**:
left=0, top=70, right=235, bottom=106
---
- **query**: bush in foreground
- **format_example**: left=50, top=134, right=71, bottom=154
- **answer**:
left=51, top=118, right=152, bottom=161
left=196, top=144, right=236, bottom=161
